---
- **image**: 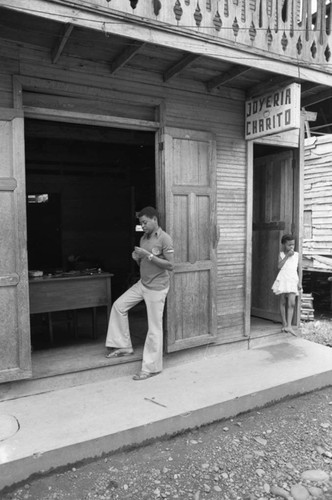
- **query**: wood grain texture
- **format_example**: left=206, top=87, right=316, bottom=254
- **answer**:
left=303, top=135, right=332, bottom=256
left=0, top=112, right=32, bottom=382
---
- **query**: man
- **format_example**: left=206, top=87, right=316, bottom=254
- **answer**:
left=105, top=206, right=174, bottom=380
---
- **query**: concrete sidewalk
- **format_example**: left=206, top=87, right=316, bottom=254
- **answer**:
left=1, top=337, right=332, bottom=491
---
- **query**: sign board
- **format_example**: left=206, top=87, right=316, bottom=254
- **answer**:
left=245, top=83, right=301, bottom=140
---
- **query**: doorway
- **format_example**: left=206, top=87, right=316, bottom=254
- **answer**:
left=251, top=144, right=297, bottom=331
left=25, top=119, right=156, bottom=375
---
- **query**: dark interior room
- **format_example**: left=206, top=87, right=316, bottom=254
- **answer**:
left=25, top=119, right=156, bottom=352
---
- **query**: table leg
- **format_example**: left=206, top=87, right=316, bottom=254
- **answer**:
left=48, top=312, right=54, bottom=344
left=92, top=307, right=97, bottom=339
left=73, top=310, right=78, bottom=339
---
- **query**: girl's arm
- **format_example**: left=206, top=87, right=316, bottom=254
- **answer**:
left=277, top=252, right=288, bottom=270
left=297, top=256, right=302, bottom=290
left=277, top=249, right=294, bottom=270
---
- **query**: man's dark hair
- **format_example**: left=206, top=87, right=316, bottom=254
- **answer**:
left=138, top=206, right=159, bottom=221
left=281, top=234, right=295, bottom=244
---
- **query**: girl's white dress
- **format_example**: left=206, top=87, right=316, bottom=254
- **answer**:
left=272, top=251, right=299, bottom=296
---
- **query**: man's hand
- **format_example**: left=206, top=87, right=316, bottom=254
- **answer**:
left=132, top=250, right=140, bottom=262
left=134, top=246, right=151, bottom=259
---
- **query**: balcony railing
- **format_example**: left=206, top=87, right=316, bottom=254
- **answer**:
left=98, top=0, right=331, bottom=71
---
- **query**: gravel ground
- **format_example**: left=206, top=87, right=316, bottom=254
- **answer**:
left=300, top=316, right=332, bottom=347
left=2, top=317, right=332, bottom=500
left=2, top=385, right=332, bottom=500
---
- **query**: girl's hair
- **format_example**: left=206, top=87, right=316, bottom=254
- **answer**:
left=281, top=234, right=295, bottom=244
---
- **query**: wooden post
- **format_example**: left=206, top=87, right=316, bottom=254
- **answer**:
left=245, top=140, right=254, bottom=338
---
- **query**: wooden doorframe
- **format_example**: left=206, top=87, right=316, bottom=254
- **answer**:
left=11, top=76, right=165, bottom=367
left=245, top=127, right=303, bottom=337
left=245, top=140, right=254, bottom=337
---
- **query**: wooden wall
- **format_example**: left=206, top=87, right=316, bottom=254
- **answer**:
left=0, top=33, right=247, bottom=341
left=304, top=136, right=332, bottom=257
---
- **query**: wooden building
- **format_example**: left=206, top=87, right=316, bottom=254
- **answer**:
left=304, top=135, right=332, bottom=260
left=303, top=135, right=332, bottom=311
left=0, top=0, right=331, bottom=386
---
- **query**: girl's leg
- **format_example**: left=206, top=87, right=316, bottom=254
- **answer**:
left=285, top=293, right=297, bottom=335
left=279, top=294, right=287, bottom=331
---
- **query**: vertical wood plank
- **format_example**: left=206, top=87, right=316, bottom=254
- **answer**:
left=245, top=140, right=253, bottom=337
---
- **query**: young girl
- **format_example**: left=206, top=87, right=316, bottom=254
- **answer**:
left=272, top=234, right=302, bottom=335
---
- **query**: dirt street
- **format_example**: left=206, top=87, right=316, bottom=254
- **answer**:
left=2, top=386, right=332, bottom=500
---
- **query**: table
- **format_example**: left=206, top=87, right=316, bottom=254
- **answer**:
left=29, top=272, right=113, bottom=342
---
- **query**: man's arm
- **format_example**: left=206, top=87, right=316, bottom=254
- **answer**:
left=134, top=246, right=174, bottom=271
left=132, top=250, right=141, bottom=266
left=155, top=251, right=174, bottom=271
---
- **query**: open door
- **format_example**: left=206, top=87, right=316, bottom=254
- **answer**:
left=251, top=150, right=295, bottom=322
left=160, top=128, right=218, bottom=352
left=0, top=109, right=32, bottom=382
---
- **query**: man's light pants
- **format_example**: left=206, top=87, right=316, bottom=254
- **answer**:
left=105, top=280, right=169, bottom=373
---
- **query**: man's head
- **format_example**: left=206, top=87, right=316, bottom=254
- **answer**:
left=138, top=206, right=159, bottom=235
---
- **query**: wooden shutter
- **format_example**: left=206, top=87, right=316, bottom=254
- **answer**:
left=0, top=109, right=32, bottom=382
left=159, top=127, right=218, bottom=352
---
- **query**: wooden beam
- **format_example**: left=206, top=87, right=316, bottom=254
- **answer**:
left=206, top=66, right=251, bottom=91
left=300, top=82, right=324, bottom=97
left=23, top=107, right=159, bottom=131
left=301, top=110, right=317, bottom=122
left=4, top=0, right=332, bottom=87
left=310, top=122, right=332, bottom=131
left=247, top=75, right=296, bottom=98
left=52, top=23, right=74, bottom=64
left=302, top=88, right=332, bottom=107
left=110, top=41, right=145, bottom=75
left=163, top=54, right=201, bottom=82
left=301, top=108, right=317, bottom=138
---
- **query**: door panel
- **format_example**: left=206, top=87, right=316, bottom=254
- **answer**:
left=251, top=150, right=294, bottom=322
left=161, top=128, right=217, bottom=352
left=0, top=109, right=32, bottom=382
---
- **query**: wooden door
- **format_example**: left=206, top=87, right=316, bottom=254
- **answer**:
left=159, top=128, right=218, bottom=352
left=0, top=109, right=32, bottom=382
left=251, top=150, right=294, bottom=321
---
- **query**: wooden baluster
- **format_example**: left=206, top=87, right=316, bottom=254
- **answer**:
left=265, top=0, right=273, bottom=46
left=174, top=0, right=183, bottom=21
left=153, top=0, right=162, bottom=15
left=280, top=0, right=289, bottom=51
left=302, top=0, right=311, bottom=42
left=316, top=1, right=326, bottom=46
left=328, top=0, right=332, bottom=36
left=213, top=8, right=222, bottom=31
left=194, top=2, right=203, bottom=26
left=224, top=0, right=229, bottom=17
left=281, top=0, right=287, bottom=20
left=241, top=0, right=246, bottom=23
left=258, top=0, right=262, bottom=27
left=274, top=0, right=279, bottom=33
left=295, top=0, right=301, bottom=25
left=289, top=0, right=294, bottom=38
left=266, top=0, right=273, bottom=18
